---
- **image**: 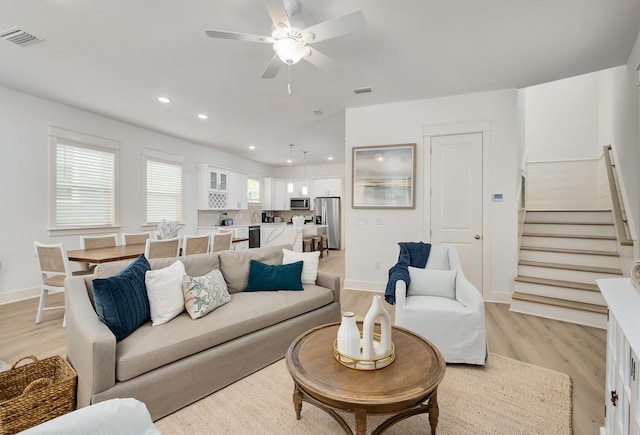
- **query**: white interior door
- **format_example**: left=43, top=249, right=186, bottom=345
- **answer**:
left=431, top=133, right=483, bottom=291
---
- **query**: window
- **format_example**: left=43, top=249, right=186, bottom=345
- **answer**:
left=51, top=127, right=119, bottom=229
left=248, top=178, right=260, bottom=204
left=146, top=158, right=183, bottom=224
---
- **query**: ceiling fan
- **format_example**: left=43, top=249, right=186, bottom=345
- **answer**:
left=205, top=0, right=365, bottom=79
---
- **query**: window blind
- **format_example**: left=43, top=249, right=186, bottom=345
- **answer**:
left=55, top=142, right=115, bottom=227
left=146, top=159, right=183, bottom=224
left=248, top=178, right=261, bottom=204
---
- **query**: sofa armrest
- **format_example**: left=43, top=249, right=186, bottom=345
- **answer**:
left=316, top=271, right=340, bottom=303
left=395, top=280, right=407, bottom=307
left=455, top=274, right=485, bottom=312
left=64, top=276, right=117, bottom=408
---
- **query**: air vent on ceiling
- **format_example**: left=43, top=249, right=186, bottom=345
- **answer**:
left=352, top=87, right=373, bottom=95
left=312, top=109, right=323, bottom=116
left=0, top=27, right=44, bottom=47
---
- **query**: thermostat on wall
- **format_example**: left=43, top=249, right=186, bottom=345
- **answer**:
left=492, top=193, right=503, bottom=202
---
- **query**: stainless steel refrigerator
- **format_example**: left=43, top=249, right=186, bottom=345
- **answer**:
left=314, top=197, right=341, bottom=250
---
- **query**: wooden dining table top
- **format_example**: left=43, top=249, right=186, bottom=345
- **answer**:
left=67, top=244, right=146, bottom=264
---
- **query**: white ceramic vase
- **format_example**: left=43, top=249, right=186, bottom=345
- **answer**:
left=337, top=311, right=361, bottom=359
left=361, top=295, right=392, bottom=360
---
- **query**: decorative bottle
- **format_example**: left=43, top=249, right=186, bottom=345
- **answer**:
left=362, top=295, right=392, bottom=360
left=337, top=311, right=361, bottom=359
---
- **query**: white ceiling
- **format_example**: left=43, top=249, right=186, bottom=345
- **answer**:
left=1, top=0, right=639, bottom=166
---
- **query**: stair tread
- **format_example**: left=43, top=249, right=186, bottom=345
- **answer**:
left=526, top=209, right=612, bottom=213
left=514, top=275, right=600, bottom=291
left=522, top=232, right=617, bottom=240
left=525, top=221, right=613, bottom=226
left=518, top=260, right=623, bottom=275
left=511, top=292, right=608, bottom=314
left=520, top=246, right=619, bottom=257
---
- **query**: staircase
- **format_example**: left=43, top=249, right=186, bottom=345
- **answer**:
left=510, top=209, right=623, bottom=329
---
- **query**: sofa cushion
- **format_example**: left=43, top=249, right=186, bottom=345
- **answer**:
left=92, top=255, right=151, bottom=341
left=425, top=246, right=450, bottom=270
left=217, top=245, right=287, bottom=293
left=282, top=249, right=320, bottom=284
left=145, top=260, right=186, bottom=326
left=245, top=260, right=303, bottom=292
left=182, top=268, right=231, bottom=319
left=408, top=267, right=457, bottom=299
left=95, top=253, right=220, bottom=280
left=114, top=283, right=334, bottom=382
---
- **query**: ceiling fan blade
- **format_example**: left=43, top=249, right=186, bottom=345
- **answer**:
left=263, top=0, right=290, bottom=28
left=205, top=29, right=273, bottom=43
left=304, top=47, right=343, bottom=75
left=303, top=10, right=365, bottom=43
left=261, top=53, right=283, bottom=79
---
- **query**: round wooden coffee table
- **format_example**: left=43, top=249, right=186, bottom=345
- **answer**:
left=285, top=322, right=446, bottom=435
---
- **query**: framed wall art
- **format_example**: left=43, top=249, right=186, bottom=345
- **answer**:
left=352, top=143, right=416, bottom=209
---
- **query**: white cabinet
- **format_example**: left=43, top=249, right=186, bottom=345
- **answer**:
left=227, top=172, right=248, bottom=210
left=209, top=168, right=227, bottom=192
left=598, top=278, right=640, bottom=434
left=314, top=177, right=342, bottom=197
left=199, top=164, right=248, bottom=210
left=263, top=177, right=289, bottom=211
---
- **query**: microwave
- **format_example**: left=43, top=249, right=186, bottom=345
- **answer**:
left=290, top=197, right=310, bottom=210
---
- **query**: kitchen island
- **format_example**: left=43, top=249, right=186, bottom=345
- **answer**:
left=261, top=223, right=327, bottom=252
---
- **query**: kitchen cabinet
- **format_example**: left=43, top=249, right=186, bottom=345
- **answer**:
left=598, top=278, right=640, bottom=434
left=263, top=177, right=289, bottom=211
left=314, top=177, right=342, bottom=197
left=198, top=164, right=228, bottom=210
left=288, top=179, right=311, bottom=198
left=227, top=171, right=248, bottom=210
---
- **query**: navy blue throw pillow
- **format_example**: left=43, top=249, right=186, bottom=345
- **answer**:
left=245, top=260, right=304, bottom=292
left=92, top=254, right=151, bottom=341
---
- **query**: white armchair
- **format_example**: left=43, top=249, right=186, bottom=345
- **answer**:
left=394, top=245, right=488, bottom=365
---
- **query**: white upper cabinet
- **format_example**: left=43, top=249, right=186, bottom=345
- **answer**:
left=198, top=164, right=248, bottom=210
left=263, top=177, right=289, bottom=211
left=314, top=177, right=342, bottom=197
left=227, top=171, right=248, bottom=210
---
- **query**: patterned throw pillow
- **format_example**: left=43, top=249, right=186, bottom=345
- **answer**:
left=182, top=268, right=231, bottom=320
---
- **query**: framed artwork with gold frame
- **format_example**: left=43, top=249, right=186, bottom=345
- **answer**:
left=631, top=261, right=640, bottom=290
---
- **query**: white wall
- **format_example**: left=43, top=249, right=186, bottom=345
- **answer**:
left=273, top=162, right=345, bottom=179
left=525, top=73, right=602, bottom=161
left=0, top=85, right=274, bottom=303
left=344, top=89, right=519, bottom=303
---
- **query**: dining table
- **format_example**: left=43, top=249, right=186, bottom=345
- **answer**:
left=67, top=244, right=146, bottom=264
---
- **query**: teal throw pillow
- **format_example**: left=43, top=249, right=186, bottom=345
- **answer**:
left=92, top=254, right=151, bottom=341
left=245, top=259, right=304, bottom=292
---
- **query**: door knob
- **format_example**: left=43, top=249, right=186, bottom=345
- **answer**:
left=474, top=235, right=481, bottom=240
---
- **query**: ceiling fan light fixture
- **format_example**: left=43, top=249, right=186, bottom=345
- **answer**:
left=274, top=38, right=306, bottom=64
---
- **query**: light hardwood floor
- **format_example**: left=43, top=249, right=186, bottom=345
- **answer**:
left=0, top=250, right=605, bottom=434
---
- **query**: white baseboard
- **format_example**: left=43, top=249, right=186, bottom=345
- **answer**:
left=484, top=291, right=514, bottom=304
left=0, top=286, right=40, bottom=305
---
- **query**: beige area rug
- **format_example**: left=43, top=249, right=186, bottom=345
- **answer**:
left=155, top=353, right=572, bottom=435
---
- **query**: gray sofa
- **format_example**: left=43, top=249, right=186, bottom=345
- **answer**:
left=64, top=245, right=341, bottom=421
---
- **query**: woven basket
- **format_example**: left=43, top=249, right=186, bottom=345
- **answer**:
left=0, top=355, right=77, bottom=434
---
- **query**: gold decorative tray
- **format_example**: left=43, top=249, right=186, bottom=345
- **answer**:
left=333, top=333, right=395, bottom=370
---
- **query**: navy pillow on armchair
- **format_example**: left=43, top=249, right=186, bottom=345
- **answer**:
left=92, top=254, right=151, bottom=341
left=245, top=260, right=304, bottom=292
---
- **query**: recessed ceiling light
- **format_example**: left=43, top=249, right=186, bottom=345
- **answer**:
left=328, top=156, right=334, bottom=160
left=197, top=114, right=208, bottom=120
left=248, top=145, right=256, bottom=150
left=158, top=97, right=171, bottom=103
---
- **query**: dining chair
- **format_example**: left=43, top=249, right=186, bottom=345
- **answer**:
left=145, top=237, right=181, bottom=259
left=79, top=233, right=119, bottom=272
left=33, top=242, right=89, bottom=325
left=211, top=233, right=233, bottom=253
left=182, top=234, right=211, bottom=256
left=121, top=232, right=152, bottom=246
left=80, top=234, right=119, bottom=249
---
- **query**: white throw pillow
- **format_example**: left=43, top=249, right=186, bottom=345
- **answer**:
left=145, top=260, right=186, bottom=326
left=282, top=248, right=320, bottom=284
left=407, top=267, right=457, bottom=299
